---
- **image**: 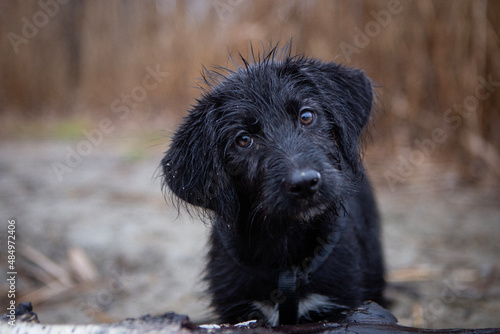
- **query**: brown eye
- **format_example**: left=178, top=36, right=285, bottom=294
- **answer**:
left=299, top=109, right=315, bottom=126
left=236, top=133, right=253, bottom=148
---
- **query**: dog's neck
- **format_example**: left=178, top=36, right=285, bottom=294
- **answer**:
left=219, top=210, right=341, bottom=270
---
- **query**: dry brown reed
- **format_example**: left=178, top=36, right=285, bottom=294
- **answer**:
left=0, top=0, right=498, bottom=186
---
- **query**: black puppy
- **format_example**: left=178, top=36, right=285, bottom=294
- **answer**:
left=162, top=45, right=385, bottom=326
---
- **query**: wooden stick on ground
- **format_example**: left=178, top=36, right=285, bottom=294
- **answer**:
left=2, top=301, right=500, bottom=334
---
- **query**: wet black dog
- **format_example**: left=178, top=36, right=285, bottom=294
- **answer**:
left=162, top=45, right=385, bottom=326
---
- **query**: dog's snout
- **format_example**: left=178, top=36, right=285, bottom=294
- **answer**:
left=287, top=169, right=321, bottom=198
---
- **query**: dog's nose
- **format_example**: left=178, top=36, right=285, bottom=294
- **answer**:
left=287, top=169, right=321, bottom=198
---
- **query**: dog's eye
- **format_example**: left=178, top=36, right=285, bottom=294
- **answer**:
left=236, top=133, right=254, bottom=148
left=299, top=109, right=315, bottom=126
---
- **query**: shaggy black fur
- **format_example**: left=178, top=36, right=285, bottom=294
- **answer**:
left=161, top=44, right=385, bottom=326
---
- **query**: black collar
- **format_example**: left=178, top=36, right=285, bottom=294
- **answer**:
left=215, top=217, right=346, bottom=325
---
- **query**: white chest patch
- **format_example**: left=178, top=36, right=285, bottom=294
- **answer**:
left=253, top=293, right=344, bottom=326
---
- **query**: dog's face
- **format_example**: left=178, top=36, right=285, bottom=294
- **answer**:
left=162, top=52, right=373, bottom=229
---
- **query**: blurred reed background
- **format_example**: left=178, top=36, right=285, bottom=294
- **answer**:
left=0, top=0, right=499, bottom=189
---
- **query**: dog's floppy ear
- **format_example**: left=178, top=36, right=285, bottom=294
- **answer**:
left=306, top=62, right=373, bottom=171
left=330, top=64, right=373, bottom=135
left=161, top=99, right=237, bottom=221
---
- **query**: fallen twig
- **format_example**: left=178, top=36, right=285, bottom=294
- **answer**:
left=2, top=301, right=499, bottom=334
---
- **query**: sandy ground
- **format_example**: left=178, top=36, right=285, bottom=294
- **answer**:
left=0, top=137, right=499, bottom=329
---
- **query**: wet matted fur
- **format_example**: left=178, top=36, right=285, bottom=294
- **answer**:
left=161, top=44, right=385, bottom=326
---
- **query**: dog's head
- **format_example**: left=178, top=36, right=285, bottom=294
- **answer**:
left=162, top=46, right=374, bottom=228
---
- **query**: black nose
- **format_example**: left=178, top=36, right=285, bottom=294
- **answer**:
left=286, top=169, right=321, bottom=198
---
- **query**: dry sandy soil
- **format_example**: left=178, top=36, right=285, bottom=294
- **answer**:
left=0, top=136, right=499, bottom=329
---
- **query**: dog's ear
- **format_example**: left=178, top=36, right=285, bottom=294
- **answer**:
left=330, top=65, right=373, bottom=135
left=161, top=99, right=237, bottom=221
left=304, top=62, right=373, bottom=171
